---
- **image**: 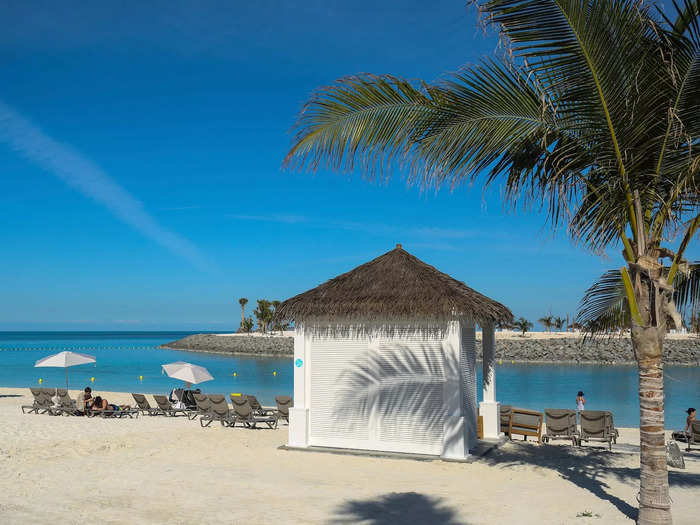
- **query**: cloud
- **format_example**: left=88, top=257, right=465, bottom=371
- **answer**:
left=0, top=100, right=210, bottom=270
left=230, top=212, right=476, bottom=241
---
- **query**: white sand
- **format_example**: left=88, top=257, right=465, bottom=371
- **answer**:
left=1, top=388, right=698, bottom=524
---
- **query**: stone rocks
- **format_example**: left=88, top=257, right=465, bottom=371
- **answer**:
left=161, top=334, right=293, bottom=356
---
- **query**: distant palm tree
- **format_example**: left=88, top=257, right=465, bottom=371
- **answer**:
left=282, top=2, right=699, bottom=519
left=238, top=298, right=248, bottom=332
left=538, top=315, right=554, bottom=332
left=553, top=317, right=566, bottom=332
left=513, top=317, right=533, bottom=335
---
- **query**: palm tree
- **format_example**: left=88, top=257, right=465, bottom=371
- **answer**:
left=578, top=263, right=699, bottom=333
left=238, top=298, right=248, bottom=333
left=553, top=316, right=566, bottom=332
left=513, top=317, right=533, bottom=335
left=283, top=2, right=699, bottom=520
left=538, top=315, right=554, bottom=333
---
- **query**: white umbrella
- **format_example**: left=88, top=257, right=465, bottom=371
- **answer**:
left=35, top=351, right=96, bottom=389
left=161, top=361, right=213, bottom=386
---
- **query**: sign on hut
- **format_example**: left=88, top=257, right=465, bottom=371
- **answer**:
left=275, top=244, right=512, bottom=460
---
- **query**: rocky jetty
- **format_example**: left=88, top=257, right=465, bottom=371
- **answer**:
left=161, top=333, right=698, bottom=364
left=161, top=334, right=293, bottom=356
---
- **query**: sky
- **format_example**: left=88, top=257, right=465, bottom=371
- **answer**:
left=0, top=1, right=695, bottom=331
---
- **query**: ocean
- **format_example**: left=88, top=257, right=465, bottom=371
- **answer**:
left=0, top=331, right=697, bottom=428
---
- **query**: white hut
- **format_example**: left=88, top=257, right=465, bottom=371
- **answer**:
left=275, top=245, right=512, bottom=460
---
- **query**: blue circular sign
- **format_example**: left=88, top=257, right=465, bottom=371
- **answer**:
left=295, top=358, right=303, bottom=368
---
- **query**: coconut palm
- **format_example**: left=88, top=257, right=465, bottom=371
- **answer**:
left=538, top=315, right=554, bottom=332
left=553, top=316, right=566, bottom=331
left=238, top=297, right=248, bottom=333
left=578, top=263, right=700, bottom=332
left=513, top=317, right=533, bottom=335
left=283, top=1, right=699, bottom=520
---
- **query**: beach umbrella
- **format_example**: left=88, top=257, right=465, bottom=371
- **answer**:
left=161, top=361, right=213, bottom=387
left=35, top=351, right=96, bottom=389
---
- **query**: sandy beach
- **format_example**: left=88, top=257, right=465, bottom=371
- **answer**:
left=1, top=388, right=698, bottom=524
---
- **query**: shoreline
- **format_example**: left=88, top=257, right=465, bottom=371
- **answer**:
left=161, top=333, right=699, bottom=365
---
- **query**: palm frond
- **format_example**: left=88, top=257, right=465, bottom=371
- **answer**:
left=577, top=269, right=629, bottom=333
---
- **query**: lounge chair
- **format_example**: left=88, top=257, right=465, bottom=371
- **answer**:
left=200, top=394, right=235, bottom=427
left=686, top=421, right=700, bottom=452
left=500, top=404, right=512, bottom=435
left=243, top=394, right=273, bottom=416
left=132, top=394, right=162, bottom=416
left=52, top=389, right=77, bottom=415
left=579, top=410, right=617, bottom=450
left=543, top=409, right=579, bottom=446
left=508, top=408, right=543, bottom=443
left=230, top=396, right=277, bottom=429
left=21, top=388, right=52, bottom=414
left=153, top=394, right=191, bottom=417
left=274, top=395, right=292, bottom=423
left=181, top=390, right=198, bottom=410
left=192, top=393, right=211, bottom=421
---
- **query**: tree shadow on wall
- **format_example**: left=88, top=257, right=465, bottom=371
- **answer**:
left=328, top=492, right=468, bottom=525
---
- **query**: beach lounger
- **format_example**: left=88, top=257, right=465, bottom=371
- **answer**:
left=243, top=394, right=273, bottom=416
left=53, top=389, right=77, bottom=415
left=132, top=394, right=162, bottom=416
left=153, top=394, right=191, bottom=417
left=543, top=409, right=579, bottom=446
left=500, top=404, right=512, bottom=435
left=200, top=394, right=235, bottom=427
left=508, top=408, right=543, bottom=443
left=579, top=410, right=617, bottom=450
left=686, top=421, right=700, bottom=452
left=230, top=396, right=277, bottom=429
left=21, top=388, right=52, bottom=414
left=274, top=395, right=292, bottom=423
left=192, top=393, right=211, bottom=421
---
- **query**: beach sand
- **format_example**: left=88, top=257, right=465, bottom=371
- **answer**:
left=1, top=388, right=698, bottom=524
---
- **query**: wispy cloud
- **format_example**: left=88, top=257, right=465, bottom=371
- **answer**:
left=0, top=100, right=210, bottom=270
left=230, top=212, right=476, bottom=242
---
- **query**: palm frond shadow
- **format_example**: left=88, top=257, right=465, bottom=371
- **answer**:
left=328, top=492, right=467, bottom=525
left=334, top=343, right=463, bottom=446
left=482, top=442, right=700, bottom=520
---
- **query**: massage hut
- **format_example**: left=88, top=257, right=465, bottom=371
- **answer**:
left=275, top=244, right=512, bottom=460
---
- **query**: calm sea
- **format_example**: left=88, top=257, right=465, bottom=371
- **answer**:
left=0, top=332, right=697, bottom=429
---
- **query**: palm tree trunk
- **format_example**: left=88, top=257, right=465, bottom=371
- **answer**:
left=632, top=324, right=671, bottom=525
left=240, top=306, right=245, bottom=331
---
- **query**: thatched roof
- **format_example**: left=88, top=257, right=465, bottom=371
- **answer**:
left=275, top=245, right=513, bottom=326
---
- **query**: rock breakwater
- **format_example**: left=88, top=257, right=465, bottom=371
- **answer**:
left=162, top=333, right=698, bottom=364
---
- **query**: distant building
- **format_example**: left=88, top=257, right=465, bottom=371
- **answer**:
left=275, top=244, right=512, bottom=460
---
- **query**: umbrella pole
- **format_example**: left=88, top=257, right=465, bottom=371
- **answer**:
left=65, top=368, right=69, bottom=390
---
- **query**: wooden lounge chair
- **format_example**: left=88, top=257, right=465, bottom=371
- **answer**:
left=686, top=421, right=700, bottom=452
left=21, top=388, right=52, bottom=414
left=200, top=394, right=235, bottom=427
left=500, top=404, right=512, bottom=436
left=132, top=394, right=162, bottom=416
left=508, top=408, right=543, bottom=443
left=230, top=396, right=278, bottom=429
left=543, top=408, right=579, bottom=445
left=579, top=410, right=616, bottom=450
left=274, top=395, right=292, bottom=423
left=153, top=394, right=191, bottom=417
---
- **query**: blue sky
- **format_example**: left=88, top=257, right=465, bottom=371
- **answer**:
left=0, top=1, right=694, bottom=330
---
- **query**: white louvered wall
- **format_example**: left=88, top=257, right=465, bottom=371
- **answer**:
left=308, top=327, right=448, bottom=456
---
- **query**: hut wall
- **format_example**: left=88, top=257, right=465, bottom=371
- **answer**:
left=288, top=317, right=477, bottom=459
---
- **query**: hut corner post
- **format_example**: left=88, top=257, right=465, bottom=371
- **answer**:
left=479, top=323, right=501, bottom=440
left=288, top=323, right=310, bottom=448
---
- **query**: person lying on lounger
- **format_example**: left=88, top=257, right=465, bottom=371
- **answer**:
left=90, top=396, right=129, bottom=413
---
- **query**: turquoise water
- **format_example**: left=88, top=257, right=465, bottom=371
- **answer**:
left=0, top=332, right=697, bottom=428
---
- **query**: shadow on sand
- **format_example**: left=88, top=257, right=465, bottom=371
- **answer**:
left=0, top=394, right=22, bottom=398
left=481, top=441, right=700, bottom=521
left=329, top=492, right=467, bottom=525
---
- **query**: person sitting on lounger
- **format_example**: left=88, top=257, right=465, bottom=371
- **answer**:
left=74, top=387, right=92, bottom=415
